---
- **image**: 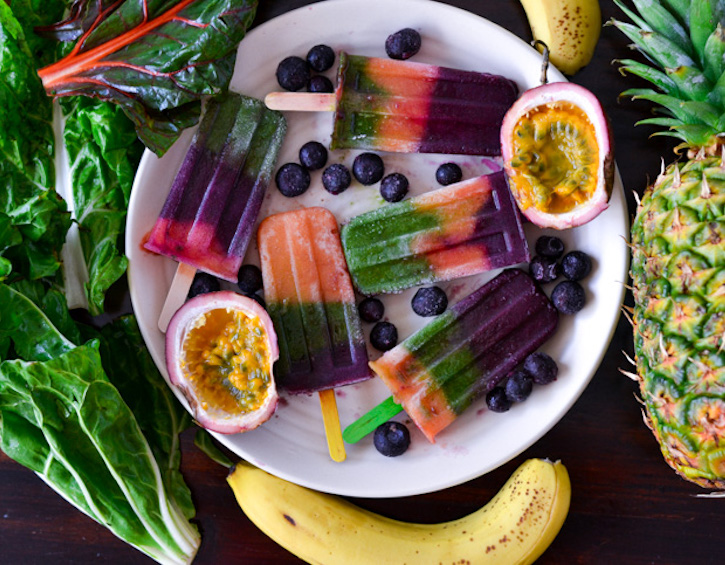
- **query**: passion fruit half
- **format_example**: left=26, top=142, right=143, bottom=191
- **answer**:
left=166, top=291, right=279, bottom=434
left=501, top=81, right=614, bottom=229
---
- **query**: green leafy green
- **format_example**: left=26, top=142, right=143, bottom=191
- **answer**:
left=38, top=0, right=259, bottom=156
left=60, top=97, right=144, bottom=314
left=0, top=284, right=200, bottom=564
left=0, top=1, right=70, bottom=280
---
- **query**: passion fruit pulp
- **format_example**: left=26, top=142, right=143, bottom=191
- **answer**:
left=501, top=81, right=613, bottom=229
left=166, top=291, right=279, bottom=434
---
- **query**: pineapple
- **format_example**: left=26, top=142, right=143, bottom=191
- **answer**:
left=613, top=0, right=725, bottom=488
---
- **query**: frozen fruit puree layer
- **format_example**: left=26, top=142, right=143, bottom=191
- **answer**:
left=145, top=93, right=286, bottom=282
left=370, top=269, right=559, bottom=442
left=257, top=207, right=370, bottom=394
left=341, top=170, right=530, bottom=295
left=331, top=52, right=518, bottom=155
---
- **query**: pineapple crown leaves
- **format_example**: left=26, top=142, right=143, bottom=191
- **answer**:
left=611, top=0, right=725, bottom=149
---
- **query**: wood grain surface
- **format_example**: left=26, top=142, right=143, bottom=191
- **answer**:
left=2, top=1, right=717, bottom=564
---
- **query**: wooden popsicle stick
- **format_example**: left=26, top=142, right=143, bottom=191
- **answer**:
left=342, top=396, right=403, bottom=444
left=264, top=91, right=337, bottom=112
left=318, top=388, right=346, bottom=462
left=158, top=262, right=196, bottom=333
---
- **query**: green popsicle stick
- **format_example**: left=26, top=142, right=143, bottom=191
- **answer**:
left=342, top=396, right=403, bottom=444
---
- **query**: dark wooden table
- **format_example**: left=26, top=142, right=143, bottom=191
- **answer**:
left=2, top=1, right=720, bottom=564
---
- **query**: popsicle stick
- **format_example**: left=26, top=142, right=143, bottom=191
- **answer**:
left=342, top=396, right=403, bottom=444
left=319, top=389, right=346, bottom=462
left=264, top=92, right=336, bottom=112
left=158, top=262, right=196, bottom=332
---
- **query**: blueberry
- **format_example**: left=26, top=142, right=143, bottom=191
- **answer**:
left=373, top=421, right=411, bottom=457
left=276, top=56, right=310, bottom=91
left=188, top=272, right=220, bottom=298
left=435, top=162, right=463, bottom=186
left=306, top=44, right=335, bottom=72
left=411, top=286, right=448, bottom=317
left=352, top=152, right=385, bottom=185
left=529, top=255, right=560, bottom=284
left=551, top=280, right=586, bottom=314
left=380, top=173, right=409, bottom=202
left=486, top=387, right=512, bottom=413
left=505, top=369, right=533, bottom=403
left=370, top=321, right=398, bottom=351
left=535, top=235, right=565, bottom=259
left=299, top=141, right=328, bottom=170
left=237, top=264, right=263, bottom=294
left=385, top=28, right=422, bottom=60
left=275, top=162, right=310, bottom=197
left=523, top=352, right=558, bottom=385
left=561, top=250, right=592, bottom=281
left=307, top=74, right=334, bottom=93
left=358, top=297, right=384, bottom=323
left=322, top=163, right=352, bottom=195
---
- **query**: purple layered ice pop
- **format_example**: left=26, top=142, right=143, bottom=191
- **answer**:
left=331, top=52, right=518, bottom=155
left=264, top=52, right=518, bottom=156
left=367, top=268, right=559, bottom=442
left=145, top=93, right=286, bottom=282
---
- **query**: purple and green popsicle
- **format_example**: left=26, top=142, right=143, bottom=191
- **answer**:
left=345, top=268, right=559, bottom=444
left=145, top=93, right=286, bottom=283
left=340, top=170, right=530, bottom=295
left=265, top=52, right=518, bottom=156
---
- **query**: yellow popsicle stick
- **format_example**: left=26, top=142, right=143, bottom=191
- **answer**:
left=318, top=389, right=346, bottom=462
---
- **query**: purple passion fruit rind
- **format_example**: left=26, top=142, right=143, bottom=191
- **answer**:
left=501, top=82, right=614, bottom=229
left=166, top=291, right=279, bottom=434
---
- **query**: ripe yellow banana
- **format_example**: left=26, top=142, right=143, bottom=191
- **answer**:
left=519, top=0, right=602, bottom=75
left=227, top=458, right=570, bottom=564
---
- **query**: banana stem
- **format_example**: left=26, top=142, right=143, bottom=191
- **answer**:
left=532, top=39, right=551, bottom=84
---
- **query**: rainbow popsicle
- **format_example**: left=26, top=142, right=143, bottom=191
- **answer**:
left=340, top=170, right=530, bottom=295
left=257, top=207, right=371, bottom=394
left=145, top=93, right=286, bottom=283
left=265, top=52, right=518, bottom=156
left=368, top=268, right=559, bottom=442
left=332, top=52, right=518, bottom=154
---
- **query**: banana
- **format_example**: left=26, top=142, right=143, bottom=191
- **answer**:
left=227, top=458, right=570, bottom=564
left=519, top=0, right=602, bottom=75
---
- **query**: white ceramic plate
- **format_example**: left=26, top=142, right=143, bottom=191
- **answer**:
left=126, top=0, right=628, bottom=497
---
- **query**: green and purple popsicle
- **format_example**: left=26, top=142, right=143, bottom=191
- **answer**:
left=265, top=52, right=518, bottom=156
left=340, top=170, right=530, bottom=295
left=345, top=268, right=559, bottom=443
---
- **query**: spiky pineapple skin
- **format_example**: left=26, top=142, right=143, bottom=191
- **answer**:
left=631, top=156, right=725, bottom=488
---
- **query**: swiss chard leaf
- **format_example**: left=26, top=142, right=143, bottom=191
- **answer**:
left=0, top=1, right=70, bottom=280
left=61, top=96, right=144, bottom=314
left=93, top=316, right=196, bottom=520
left=0, top=285, right=200, bottom=564
left=38, top=0, right=259, bottom=156
left=0, top=344, right=200, bottom=564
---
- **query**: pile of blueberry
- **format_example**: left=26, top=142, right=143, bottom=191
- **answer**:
left=187, top=265, right=266, bottom=308
left=276, top=44, right=336, bottom=93
left=485, top=351, right=559, bottom=413
left=529, top=235, right=593, bottom=315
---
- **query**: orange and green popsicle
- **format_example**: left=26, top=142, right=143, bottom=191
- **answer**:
left=257, top=207, right=371, bottom=394
left=258, top=207, right=371, bottom=461
left=340, top=170, right=529, bottom=295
